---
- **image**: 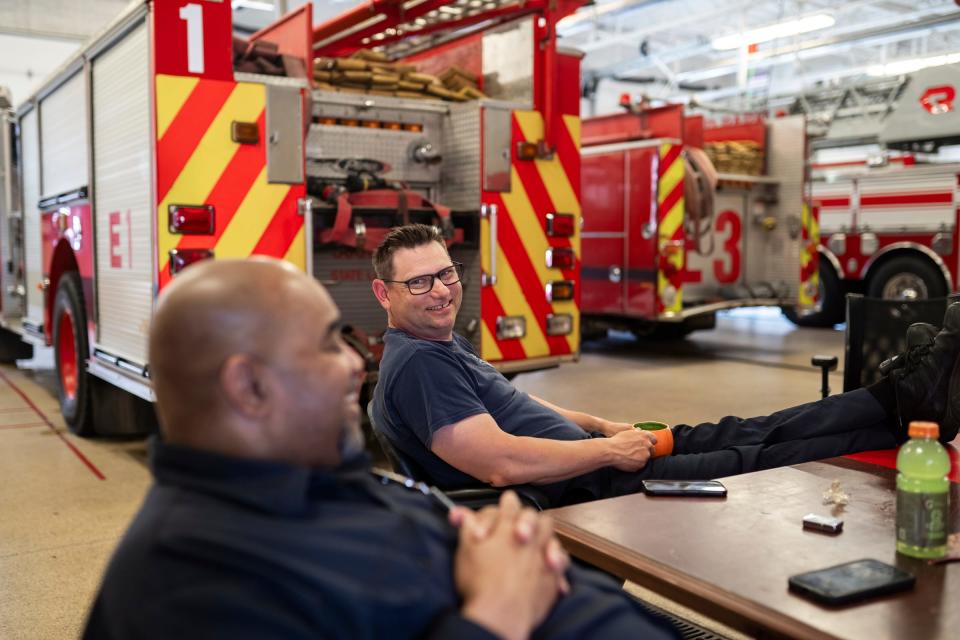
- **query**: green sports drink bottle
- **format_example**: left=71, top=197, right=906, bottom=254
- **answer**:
left=896, top=421, right=950, bottom=559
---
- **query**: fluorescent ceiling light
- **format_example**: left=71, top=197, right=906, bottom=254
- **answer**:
left=232, top=0, right=274, bottom=11
left=711, top=14, right=835, bottom=50
left=867, top=53, right=960, bottom=77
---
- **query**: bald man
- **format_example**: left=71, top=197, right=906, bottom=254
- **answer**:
left=83, top=258, right=678, bottom=640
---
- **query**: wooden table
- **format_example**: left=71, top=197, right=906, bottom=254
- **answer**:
left=551, top=458, right=960, bottom=640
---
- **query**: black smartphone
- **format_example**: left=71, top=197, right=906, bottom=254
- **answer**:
left=788, top=559, right=915, bottom=606
left=640, top=479, right=727, bottom=497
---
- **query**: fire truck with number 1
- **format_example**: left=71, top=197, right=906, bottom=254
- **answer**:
left=0, top=0, right=585, bottom=436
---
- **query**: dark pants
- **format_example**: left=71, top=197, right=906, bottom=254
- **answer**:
left=552, top=389, right=896, bottom=506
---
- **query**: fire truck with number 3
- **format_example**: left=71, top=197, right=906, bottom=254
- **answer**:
left=579, top=103, right=816, bottom=338
left=0, top=0, right=586, bottom=436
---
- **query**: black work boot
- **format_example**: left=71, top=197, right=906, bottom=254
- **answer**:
left=892, top=304, right=960, bottom=443
left=878, top=322, right=939, bottom=376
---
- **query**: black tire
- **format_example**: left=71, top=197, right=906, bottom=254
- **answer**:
left=0, top=327, right=32, bottom=364
left=783, top=258, right=844, bottom=328
left=53, top=273, right=94, bottom=436
left=867, top=255, right=947, bottom=301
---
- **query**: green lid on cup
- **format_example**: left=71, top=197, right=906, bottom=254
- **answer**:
left=634, top=421, right=669, bottom=431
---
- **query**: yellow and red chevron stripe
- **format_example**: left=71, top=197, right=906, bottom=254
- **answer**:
left=155, top=75, right=305, bottom=289
left=480, top=110, right=580, bottom=363
left=798, top=202, right=820, bottom=308
left=656, top=144, right=685, bottom=314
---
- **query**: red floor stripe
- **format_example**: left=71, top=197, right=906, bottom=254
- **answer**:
left=0, top=369, right=106, bottom=480
left=157, top=80, right=236, bottom=204
left=0, top=422, right=47, bottom=430
left=250, top=187, right=304, bottom=257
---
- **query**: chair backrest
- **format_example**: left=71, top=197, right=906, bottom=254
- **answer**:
left=366, top=401, right=435, bottom=482
left=843, top=294, right=950, bottom=392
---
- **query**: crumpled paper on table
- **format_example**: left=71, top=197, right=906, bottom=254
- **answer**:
left=822, top=479, right=849, bottom=506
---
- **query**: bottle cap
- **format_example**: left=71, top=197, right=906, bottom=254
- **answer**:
left=908, top=421, right=940, bottom=439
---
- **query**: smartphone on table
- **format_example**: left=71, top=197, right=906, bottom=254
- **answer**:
left=788, top=558, right=915, bottom=605
left=640, top=479, right=727, bottom=497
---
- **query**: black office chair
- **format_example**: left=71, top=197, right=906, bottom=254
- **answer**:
left=812, top=294, right=952, bottom=398
left=367, top=402, right=550, bottom=511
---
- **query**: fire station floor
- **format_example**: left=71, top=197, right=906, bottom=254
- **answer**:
left=0, top=308, right=844, bottom=640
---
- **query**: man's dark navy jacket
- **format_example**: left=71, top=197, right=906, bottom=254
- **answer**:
left=83, top=439, right=678, bottom=639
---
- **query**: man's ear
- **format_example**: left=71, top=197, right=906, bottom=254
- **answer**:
left=220, top=354, right=270, bottom=418
left=371, top=279, right=390, bottom=309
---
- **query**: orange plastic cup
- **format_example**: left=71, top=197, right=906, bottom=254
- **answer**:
left=633, top=421, right=674, bottom=457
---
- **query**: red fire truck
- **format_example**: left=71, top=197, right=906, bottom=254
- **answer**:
left=579, top=104, right=816, bottom=337
left=0, top=0, right=585, bottom=436
left=803, top=64, right=960, bottom=326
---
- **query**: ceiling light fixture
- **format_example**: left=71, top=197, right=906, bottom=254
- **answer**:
left=711, top=14, right=835, bottom=51
left=232, top=0, right=275, bottom=12
left=867, top=53, right=960, bottom=77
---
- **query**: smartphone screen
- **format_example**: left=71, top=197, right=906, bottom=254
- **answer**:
left=788, top=559, right=915, bottom=605
left=640, top=479, right=727, bottom=497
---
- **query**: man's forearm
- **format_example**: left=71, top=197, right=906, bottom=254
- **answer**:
left=487, top=436, right=615, bottom=486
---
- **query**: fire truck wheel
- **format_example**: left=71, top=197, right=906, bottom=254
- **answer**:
left=867, top=256, right=947, bottom=301
left=783, top=259, right=844, bottom=328
left=53, top=273, right=94, bottom=436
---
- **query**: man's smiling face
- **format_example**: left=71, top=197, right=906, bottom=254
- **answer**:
left=376, top=241, right=462, bottom=341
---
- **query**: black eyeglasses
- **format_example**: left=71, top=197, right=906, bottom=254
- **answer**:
left=383, top=262, right=463, bottom=295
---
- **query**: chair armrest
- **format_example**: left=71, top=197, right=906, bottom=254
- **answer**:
left=445, top=486, right=551, bottom=511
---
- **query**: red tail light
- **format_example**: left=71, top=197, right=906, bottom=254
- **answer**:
left=169, top=205, right=215, bottom=234
left=546, top=213, right=576, bottom=237
left=169, top=249, right=214, bottom=276
left=546, top=247, right=575, bottom=270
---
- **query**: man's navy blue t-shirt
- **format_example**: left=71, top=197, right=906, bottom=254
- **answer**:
left=373, top=328, right=589, bottom=488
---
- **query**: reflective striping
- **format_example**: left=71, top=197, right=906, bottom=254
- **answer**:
left=157, top=81, right=267, bottom=277
left=489, top=205, right=551, bottom=357
left=160, top=113, right=266, bottom=243
left=281, top=217, right=307, bottom=270
left=509, top=115, right=575, bottom=250
left=156, top=76, right=235, bottom=202
left=250, top=187, right=304, bottom=259
left=216, top=166, right=293, bottom=258
left=798, top=203, right=819, bottom=308
left=481, top=285, right=523, bottom=361
left=555, top=115, right=582, bottom=203
left=514, top=112, right=580, bottom=227
left=480, top=109, right=581, bottom=363
left=480, top=320, right=504, bottom=362
left=156, top=79, right=304, bottom=289
left=158, top=111, right=268, bottom=286
left=657, top=143, right=685, bottom=314
left=498, top=168, right=577, bottom=354
left=658, top=153, right=684, bottom=205
left=155, top=74, right=200, bottom=141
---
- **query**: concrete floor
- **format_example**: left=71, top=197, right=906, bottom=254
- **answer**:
left=0, top=309, right=845, bottom=639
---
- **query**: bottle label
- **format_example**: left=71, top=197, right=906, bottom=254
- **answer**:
left=896, top=490, right=948, bottom=548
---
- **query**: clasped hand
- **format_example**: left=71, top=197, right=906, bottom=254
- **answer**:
left=448, top=491, right=570, bottom=640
